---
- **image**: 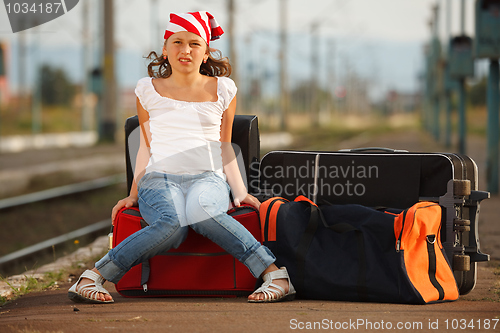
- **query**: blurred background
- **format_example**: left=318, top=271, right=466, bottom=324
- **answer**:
left=0, top=0, right=489, bottom=137
left=0, top=0, right=499, bottom=279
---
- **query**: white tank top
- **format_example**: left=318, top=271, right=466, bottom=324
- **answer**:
left=134, top=76, right=237, bottom=177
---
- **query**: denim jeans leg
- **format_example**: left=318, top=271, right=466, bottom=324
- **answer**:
left=96, top=172, right=188, bottom=283
left=186, top=173, right=276, bottom=278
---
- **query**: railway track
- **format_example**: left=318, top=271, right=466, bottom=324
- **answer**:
left=0, top=174, right=125, bottom=276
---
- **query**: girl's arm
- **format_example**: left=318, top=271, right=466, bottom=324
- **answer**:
left=111, top=98, right=152, bottom=222
left=220, top=96, right=261, bottom=209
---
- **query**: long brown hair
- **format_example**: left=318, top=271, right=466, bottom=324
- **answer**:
left=146, top=46, right=232, bottom=79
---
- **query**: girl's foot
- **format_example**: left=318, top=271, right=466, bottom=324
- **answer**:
left=248, top=266, right=296, bottom=302
left=68, top=268, right=114, bottom=304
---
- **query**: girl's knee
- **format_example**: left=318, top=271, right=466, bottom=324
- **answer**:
left=148, top=218, right=188, bottom=250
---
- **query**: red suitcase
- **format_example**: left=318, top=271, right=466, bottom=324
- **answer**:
left=111, top=204, right=261, bottom=297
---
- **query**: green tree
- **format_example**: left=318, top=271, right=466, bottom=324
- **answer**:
left=39, top=64, right=75, bottom=106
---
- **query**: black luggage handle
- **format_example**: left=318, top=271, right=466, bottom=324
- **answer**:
left=227, top=204, right=258, bottom=215
left=339, top=147, right=409, bottom=153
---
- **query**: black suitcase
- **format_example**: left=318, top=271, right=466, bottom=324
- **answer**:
left=257, top=148, right=490, bottom=295
left=124, top=114, right=260, bottom=195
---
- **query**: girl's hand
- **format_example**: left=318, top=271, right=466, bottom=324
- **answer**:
left=238, top=193, right=261, bottom=210
left=111, top=196, right=138, bottom=224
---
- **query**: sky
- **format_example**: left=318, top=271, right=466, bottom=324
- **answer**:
left=0, top=0, right=482, bottom=100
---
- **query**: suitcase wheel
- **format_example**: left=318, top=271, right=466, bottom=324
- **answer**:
left=453, top=180, right=471, bottom=196
left=453, top=254, right=471, bottom=271
left=454, top=218, right=471, bottom=233
left=453, top=218, right=471, bottom=226
left=454, top=225, right=471, bottom=232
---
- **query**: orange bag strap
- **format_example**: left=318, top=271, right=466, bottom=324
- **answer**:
left=259, top=197, right=288, bottom=242
left=259, top=195, right=317, bottom=242
left=294, top=195, right=317, bottom=206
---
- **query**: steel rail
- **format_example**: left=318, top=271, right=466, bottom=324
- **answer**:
left=0, top=219, right=111, bottom=267
left=0, top=174, right=125, bottom=210
left=0, top=174, right=125, bottom=272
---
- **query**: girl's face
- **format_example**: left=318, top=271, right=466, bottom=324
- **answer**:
left=163, top=31, right=209, bottom=74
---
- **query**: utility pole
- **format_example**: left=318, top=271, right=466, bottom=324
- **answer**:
left=18, top=30, right=26, bottom=101
left=326, top=39, right=335, bottom=120
left=101, top=0, right=116, bottom=142
left=444, top=0, right=453, bottom=148
left=32, top=26, right=41, bottom=134
left=431, top=4, right=441, bottom=142
left=227, top=0, right=238, bottom=96
left=81, top=0, right=91, bottom=131
left=0, top=43, right=4, bottom=138
left=486, top=60, right=499, bottom=194
left=457, top=0, right=467, bottom=154
left=151, top=0, right=159, bottom=51
left=310, top=23, right=320, bottom=128
left=278, top=0, right=288, bottom=130
left=475, top=0, right=500, bottom=194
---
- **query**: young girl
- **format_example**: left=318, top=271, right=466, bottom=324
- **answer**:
left=68, top=11, right=295, bottom=304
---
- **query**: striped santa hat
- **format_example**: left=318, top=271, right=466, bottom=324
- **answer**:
left=163, top=11, right=224, bottom=46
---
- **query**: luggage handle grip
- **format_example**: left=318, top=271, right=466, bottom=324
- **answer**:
left=227, top=204, right=258, bottom=215
left=339, top=147, right=409, bottom=153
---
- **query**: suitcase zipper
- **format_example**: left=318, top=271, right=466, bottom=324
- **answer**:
left=396, top=209, right=409, bottom=252
left=396, top=205, right=434, bottom=252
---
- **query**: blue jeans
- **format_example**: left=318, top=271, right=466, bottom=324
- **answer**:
left=96, top=171, right=275, bottom=283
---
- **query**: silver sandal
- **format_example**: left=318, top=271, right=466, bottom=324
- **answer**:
left=248, top=267, right=296, bottom=303
left=68, top=269, right=114, bottom=304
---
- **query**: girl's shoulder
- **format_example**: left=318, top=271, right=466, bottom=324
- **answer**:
left=216, top=76, right=237, bottom=109
left=216, top=76, right=235, bottom=86
left=135, top=77, right=154, bottom=109
left=216, top=76, right=237, bottom=94
left=135, top=77, right=153, bottom=95
left=136, top=77, right=153, bottom=88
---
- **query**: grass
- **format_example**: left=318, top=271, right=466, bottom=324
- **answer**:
left=257, top=111, right=421, bottom=154
left=0, top=102, right=136, bottom=136
left=435, top=105, right=490, bottom=137
left=0, top=99, right=490, bottom=138
left=0, top=104, right=82, bottom=136
left=0, top=248, right=108, bottom=307
left=0, top=270, right=63, bottom=306
left=296, top=114, right=417, bottom=150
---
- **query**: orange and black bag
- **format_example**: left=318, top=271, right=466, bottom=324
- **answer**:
left=260, top=196, right=459, bottom=304
left=394, top=202, right=459, bottom=303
